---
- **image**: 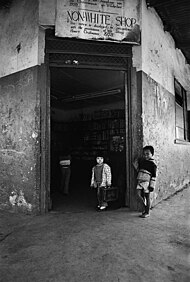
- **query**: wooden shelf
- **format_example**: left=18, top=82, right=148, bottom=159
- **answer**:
left=52, top=109, right=125, bottom=160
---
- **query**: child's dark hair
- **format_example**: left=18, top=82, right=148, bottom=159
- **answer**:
left=143, top=145, right=154, bottom=156
left=96, top=151, right=104, bottom=158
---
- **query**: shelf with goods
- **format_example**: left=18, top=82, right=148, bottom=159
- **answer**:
left=83, top=109, right=125, bottom=121
left=52, top=109, right=125, bottom=130
left=52, top=109, right=125, bottom=161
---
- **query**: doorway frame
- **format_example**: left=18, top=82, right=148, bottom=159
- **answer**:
left=42, top=37, right=134, bottom=212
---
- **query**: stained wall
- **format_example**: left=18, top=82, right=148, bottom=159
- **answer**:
left=142, top=74, right=190, bottom=206
left=0, top=0, right=45, bottom=78
left=0, top=0, right=45, bottom=213
left=1, top=0, right=190, bottom=211
left=133, top=0, right=190, bottom=206
left=0, top=67, right=41, bottom=213
left=39, top=0, right=56, bottom=26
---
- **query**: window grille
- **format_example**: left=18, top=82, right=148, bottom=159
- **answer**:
left=46, top=38, right=131, bottom=68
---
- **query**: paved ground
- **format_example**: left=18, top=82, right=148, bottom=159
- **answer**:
left=0, top=187, right=190, bottom=282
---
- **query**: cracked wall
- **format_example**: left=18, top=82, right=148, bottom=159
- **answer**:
left=142, top=74, right=190, bottom=206
left=132, top=0, right=190, bottom=206
left=0, top=0, right=45, bottom=78
left=0, top=67, right=41, bottom=213
left=133, top=0, right=190, bottom=92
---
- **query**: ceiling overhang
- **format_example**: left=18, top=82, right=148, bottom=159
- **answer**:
left=0, top=0, right=13, bottom=9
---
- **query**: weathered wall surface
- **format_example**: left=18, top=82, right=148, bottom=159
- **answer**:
left=0, top=0, right=40, bottom=78
left=142, top=73, right=190, bottom=206
left=133, top=0, right=190, bottom=94
left=0, top=67, right=41, bottom=213
left=39, top=0, right=56, bottom=26
left=132, top=0, right=190, bottom=206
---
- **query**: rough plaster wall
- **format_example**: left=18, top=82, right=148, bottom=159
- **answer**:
left=132, top=0, right=190, bottom=206
left=38, top=27, right=46, bottom=66
left=0, top=67, right=41, bottom=213
left=39, top=0, right=56, bottom=26
left=142, top=73, right=190, bottom=206
left=0, top=0, right=39, bottom=78
left=133, top=0, right=190, bottom=94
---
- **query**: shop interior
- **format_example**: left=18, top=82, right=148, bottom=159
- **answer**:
left=50, top=67, right=126, bottom=212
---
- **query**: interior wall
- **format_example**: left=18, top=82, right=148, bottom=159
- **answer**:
left=51, top=98, right=126, bottom=198
left=51, top=99, right=125, bottom=161
left=0, top=67, right=41, bottom=213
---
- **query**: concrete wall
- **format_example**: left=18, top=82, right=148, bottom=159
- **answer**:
left=133, top=0, right=190, bottom=206
left=1, top=0, right=190, bottom=212
left=142, top=73, right=190, bottom=206
left=39, top=0, right=56, bottom=26
left=0, top=67, right=41, bottom=213
left=141, top=2, right=190, bottom=94
left=0, top=0, right=47, bottom=213
left=0, top=0, right=45, bottom=78
left=133, top=0, right=190, bottom=92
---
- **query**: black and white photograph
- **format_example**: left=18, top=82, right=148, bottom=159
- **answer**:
left=0, top=0, right=190, bottom=281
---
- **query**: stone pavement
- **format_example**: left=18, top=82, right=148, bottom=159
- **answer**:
left=0, top=187, right=190, bottom=282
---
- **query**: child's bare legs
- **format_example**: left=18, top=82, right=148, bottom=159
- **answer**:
left=137, top=189, right=146, bottom=212
left=137, top=189, right=151, bottom=217
left=144, top=192, right=150, bottom=214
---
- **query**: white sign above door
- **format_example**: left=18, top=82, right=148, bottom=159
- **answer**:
left=55, top=0, right=141, bottom=44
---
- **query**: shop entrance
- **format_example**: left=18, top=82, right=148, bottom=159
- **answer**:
left=50, top=67, right=127, bottom=211
left=46, top=36, right=131, bottom=212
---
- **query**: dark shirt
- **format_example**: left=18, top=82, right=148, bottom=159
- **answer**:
left=138, top=158, right=157, bottom=177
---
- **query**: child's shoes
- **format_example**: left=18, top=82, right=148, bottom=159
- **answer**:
left=140, top=213, right=150, bottom=218
left=100, top=206, right=106, bottom=210
left=97, top=206, right=107, bottom=211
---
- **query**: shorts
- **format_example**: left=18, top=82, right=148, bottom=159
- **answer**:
left=136, top=181, right=149, bottom=193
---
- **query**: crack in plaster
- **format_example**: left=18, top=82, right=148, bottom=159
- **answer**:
left=0, top=231, right=13, bottom=242
left=0, top=149, right=26, bottom=155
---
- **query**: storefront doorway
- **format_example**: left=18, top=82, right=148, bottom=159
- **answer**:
left=46, top=35, right=132, bottom=212
left=50, top=67, right=126, bottom=211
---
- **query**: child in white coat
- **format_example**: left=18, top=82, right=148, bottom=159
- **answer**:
left=91, top=154, right=112, bottom=211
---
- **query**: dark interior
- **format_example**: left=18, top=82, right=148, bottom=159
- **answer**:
left=50, top=68, right=125, bottom=110
left=50, top=67, right=126, bottom=212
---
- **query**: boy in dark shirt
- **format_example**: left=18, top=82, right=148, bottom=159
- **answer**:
left=133, top=145, right=157, bottom=218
